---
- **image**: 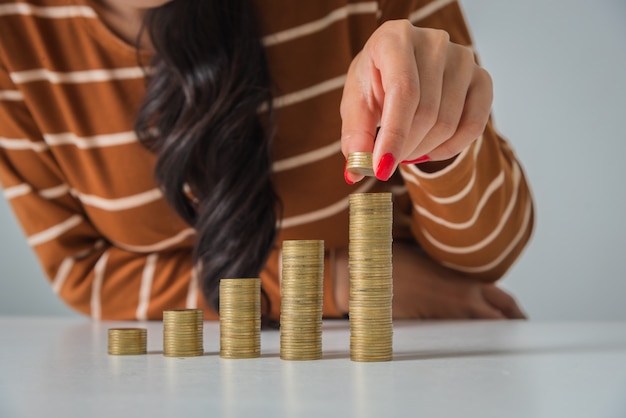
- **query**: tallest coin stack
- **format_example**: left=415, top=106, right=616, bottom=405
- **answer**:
left=349, top=192, right=393, bottom=362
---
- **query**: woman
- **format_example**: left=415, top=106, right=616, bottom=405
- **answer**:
left=0, top=0, right=533, bottom=320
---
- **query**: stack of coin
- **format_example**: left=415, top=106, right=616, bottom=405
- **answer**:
left=219, top=278, right=261, bottom=359
left=107, top=328, right=147, bottom=355
left=346, top=152, right=375, bottom=177
left=349, top=193, right=393, bottom=362
left=280, top=240, right=324, bottom=361
left=162, top=309, right=204, bottom=357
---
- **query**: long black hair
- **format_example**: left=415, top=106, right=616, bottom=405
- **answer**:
left=135, top=1, right=279, bottom=310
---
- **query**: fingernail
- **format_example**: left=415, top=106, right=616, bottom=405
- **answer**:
left=401, top=155, right=431, bottom=165
left=344, top=159, right=355, bottom=185
left=375, top=153, right=396, bottom=181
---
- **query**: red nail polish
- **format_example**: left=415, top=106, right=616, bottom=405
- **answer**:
left=375, top=153, right=396, bottom=181
left=401, top=155, right=431, bottom=165
left=344, top=160, right=354, bottom=185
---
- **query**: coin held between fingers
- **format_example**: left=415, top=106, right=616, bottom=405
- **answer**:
left=346, top=152, right=375, bottom=177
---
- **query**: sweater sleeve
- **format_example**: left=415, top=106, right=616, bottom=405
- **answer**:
left=382, top=0, right=535, bottom=280
left=0, top=62, right=213, bottom=320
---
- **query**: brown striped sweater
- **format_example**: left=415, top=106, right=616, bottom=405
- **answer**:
left=0, top=0, right=534, bottom=320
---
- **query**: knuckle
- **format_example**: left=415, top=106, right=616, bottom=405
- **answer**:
left=437, top=140, right=465, bottom=160
left=384, top=126, right=406, bottom=144
left=381, top=124, right=408, bottom=146
left=459, top=44, right=476, bottom=63
left=433, top=118, right=457, bottom=139
left=415, top=102, right=439, bottom=127
left=376, top=19, right=414, bottom=47
left=430, top=28, right=451, bottom=46
left=450, top=44, right=478, bottom=74
left=392, top=75, right=420, bottom=99
left=418, top=28, right=451, bottom=57
left=385, top=19, right=415, bottom=33
left=476, top=67, right=493, bottom=91
left=464, top=118, right=488, bottom=140
left=419, top=27, right=450, bottom=44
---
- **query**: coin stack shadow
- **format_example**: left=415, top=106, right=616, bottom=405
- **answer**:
left=219, top=278, right=261, bottom=359
left=162, top=309, right=204, bottom=357
left=349, top=193, right=393, bottom=362
left=107, top=328, right=147, bottom=355
left=280, top=240, right=325, bottom=361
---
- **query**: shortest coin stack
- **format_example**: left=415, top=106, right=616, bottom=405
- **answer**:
left=163, top=309, right=204, bottom=357
left=346, top=152, right=375, bottom=177
left=219, top=278, right=261, bottom=359
left=107, top=328, right=147, bottom=355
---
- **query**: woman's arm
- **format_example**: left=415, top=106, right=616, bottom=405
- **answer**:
left=333, top=241, right=526, bottom=319
left=341, top=0, right=534, bottom=281
left=0, top=63, right=212, bottom=320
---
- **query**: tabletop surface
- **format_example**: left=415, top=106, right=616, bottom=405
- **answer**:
left=1, top=318, right=625, bottom=418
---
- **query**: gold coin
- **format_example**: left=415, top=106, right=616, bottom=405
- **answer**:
left=280, top=240, right=324, bottom=361
left=162, top=309, right=204, bottom=357
left=107, top=328, right=147, bottom=356
left=219, top=278, right=261, bottom=359
left=348, top=192, right=394, bottom=363
left=346, top=152, right=375, bottom=177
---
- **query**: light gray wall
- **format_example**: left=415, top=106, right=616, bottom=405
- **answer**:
left=0, top=199, right=75, bottom=316
left=460, top=0, right=626, bottom=320
left=1, top=0, right=625, bottom=319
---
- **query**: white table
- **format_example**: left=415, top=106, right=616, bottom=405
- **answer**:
left=1, top=318, right=625, bottom=418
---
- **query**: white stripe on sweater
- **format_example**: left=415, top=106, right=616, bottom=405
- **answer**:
left=281, top=177, right=376, bottom=229
left=90, top=250, right=110, bottom=320
left=10, top=67, right=145, bottom=84
left=400, top=137, right=483, bottom=204
left=6, top=181, right=162, bottom=214
left=442, top=198, right=533, bottom=274
left=27, top=214, right=82, bottom=246
left=1, top=131, right=138, bottom=151
left=3, top=183, right=31, bottom=199
left=409, top=0, right=456, bottom=23
left=273, top=140, right=342, bottom=172
left=77, top=188, right=162, bottom=211
left=0, top=90, right=24, bottom=101
left=115, top=228, right=196, bottom=253
left=52, top=240, right=106, bottom=295
left=0, top=3, right=97, bottom=18
left=186, top=265, right=200, bottom=309
left=136, top=253, right=158, bottom=321
left=419, top=162, right=522, bottom=253
left=268, top=75, right=347, bottom=111
left=416, top=169, right=506, bottom=230
left=40, top=184, right=70, bottom=199
left=44, top=131, right=138, bottom=148
left=0, top=137, right=48, bottom=152
left=6, top=183, right=70, bottom=201
left=51, top=257, right=74, bottom=295
left=263, top=2, right=378, bottom=46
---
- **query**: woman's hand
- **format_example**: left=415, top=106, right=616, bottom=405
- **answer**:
left=341, top=20, right=493, bottom=183
left=333, top=241, right=526, bottom=320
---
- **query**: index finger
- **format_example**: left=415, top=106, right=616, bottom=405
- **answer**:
left=371, top=42, right=421, bottom=180
left=339, top=65, right=379, bottom=184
